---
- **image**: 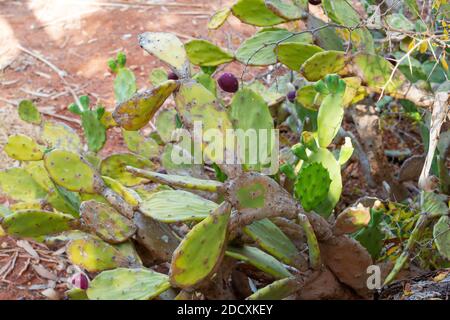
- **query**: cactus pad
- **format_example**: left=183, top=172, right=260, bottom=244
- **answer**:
left=122, top=130, right=159, bottom=159
left=236, top=29, right=313, bottom=66
left=42, top=121, right=81, bottom=152
left=1, top=210, right=75, bottom=237
left=301, top=51, right=346, bottom=81
left=87, top=268, right=171, bottom=300
left=114, top=68, right=137, bottom=103
left=67, top=238, right=129, bottom=272
left=18, top=100, right=42, bottom=124
left=138, top=32, right=189, bottom=76
left=0, top=168, right=47, bottom=201
left=230, top=88, right=274, bottom=171
left=139, top=190, right=218, bottom=222
left=24, top=161, right=54, bottom=192
left=265, top=0, right=307, bottom=20
left=44, top=149, right=96, bottom=193
left=155, top=109, right=177, bottom=143
left=102, top=176, right=140, bottom=207
left=208, top=7, right=231, bottom=29
left=307, top=148, right=342, bottom=216
left=113, top=80, right=178, bottom=130
left=100, top=153, right=155, bottom=186
left=433, top=215, right=450, bottom=260
left=243, top=218, right=302, bottom=268
left=80, top=200, right=136, bottom=244
left=185, top=40, right=234, bottom=67
left=352, top=207, right=384, bottom=260
left=231, top=0, right=286, bottom=26
left=170, top=202, right=231, bottom=288
left=276, top=42, right=323, bottom=71
left=316, top=74, right=346, bottom=148
left=295, top=162, right=331, bottom=212
left=247, top=277, right=299, bottom=300
left=296, top=84, right=321, bottom=110
left=226, top=245, right=291, bottom=279
left=4, top=134, right=44, bottom=161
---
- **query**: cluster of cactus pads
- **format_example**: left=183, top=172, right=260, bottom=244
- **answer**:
left=1, top=0, right=449, bottom=300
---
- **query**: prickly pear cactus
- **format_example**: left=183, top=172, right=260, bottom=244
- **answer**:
left=18, top=100, right=42, bottom=124
left=170, top=202, right=231, bottom=288
left=80, top=200, right=136, bottom=243
left=4, top=134, right=44, bottom=161
left=294, top=162, right=331, bottom=212
left=44, top=149, right=97, bottom=193
left=1, top=210, right=75, bottom=238
left=67, top=238, right=129, bottom=272
left=87, top=268, right=171, bottom=300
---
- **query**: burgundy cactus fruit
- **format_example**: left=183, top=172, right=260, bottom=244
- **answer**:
left=168, top=72, right=179, bottom=80
left=71, top=273, right=89, bottom=290
left=217, top=72, right=239, bottom=93
left=287, top=90, right=297, bottom=103
left=308, top=0, right=322, bottom=5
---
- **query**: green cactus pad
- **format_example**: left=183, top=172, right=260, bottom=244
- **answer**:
left=4, top=134, right=44, bottom=161
left=433, top=215, right=450, bottom=260
left=112, top=80, right=178, bottom=131
left=87, top=268, right=171, bottom=300
left=352, top=53, right=404, bottom=93
left=42, top=121, right=81, bottom=152
left=44, top=149, right=96, bottom=193
left=24, top=161, right=54, bottom=192
left=100, top=153, right=155, bottom=187
left=80, top=200, right=136, bottom=244
left=317, top=75, right=346, bottom=148
left=155, top=109, right=177, bottom=143
left=226, top=245, right=292, bottom=279
left=174, top=81, right=234, bottom=165
left=67, top=238, right=129, bottom=272
left=114, top=68, right=137, bottom=103
left=301, top=51, right=346, bottom=81
left=265, top=0, right=308, bottom=20
left=236, top=29, right=313, bottom=66
left=342, top=76, right=363, bottom=106
left=149, top=67, right=168, bottom=86
left=307, top=148, right=342, bottom=216
left=170, top=202, right=231, bottom=288
left=1, top=210, right=75, bottom=238
left=208, top=7, right=231, bottom=29
left=138, top=32, right=189, bottom=75
left=80, top=110, right=107, bottom=152
left=9, top=201, right=43, bottom=211
left=247, top=277, right=299, bottom=300
left=230, top=88, right=275, bottom=171
left=338, top=137, right=354, bottom=165
left=276, top=42, right=323, bottom=71
left=243, top=218, right=302, bottom=268
left=352, top=207, right=384, bottom=260
left=185, top=40, right=234, bottom=67
left=122, top=130, right=159, bottom=159
left=18, top=100, right=42, bottom=124
left=296, top=84, right=320, bottom=110
left=139, top=190, right=218, bottom=223
left=0, top=168, right=47, bottom=201
left=231, top=0, right=286, bottom=26
left=193, top=72, right=218, bottom=95
left=102, top=176, right=140, bottom=207
left=295, top=162, right=331, bottom=212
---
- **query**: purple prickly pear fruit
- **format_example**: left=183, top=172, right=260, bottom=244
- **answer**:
left=287, top=90, right=296, bottom=103
left=309, top=0, right=321, bottom=5
left=168, top=72, right=179, bottom=80
left=217, top=73, right=239, bottom=93
left=70, top=273, right=89, bottom=290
